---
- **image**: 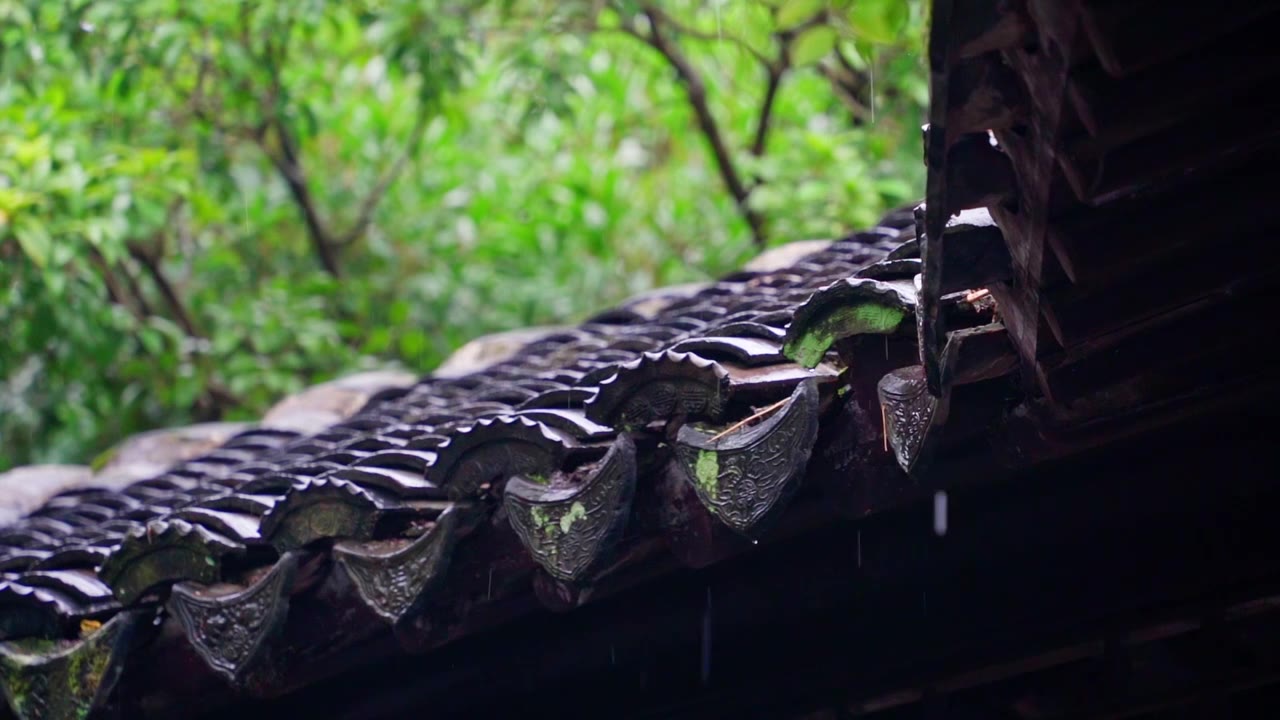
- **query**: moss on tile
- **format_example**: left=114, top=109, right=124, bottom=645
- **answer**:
left=1, top=631, right=113, bottom=720
left=784, top=303, right=906, bottom=368
left=695, top=450, right=719, bottom=500
left=558, top=502, right=587, bottom=534
left=530, top=506, right=550, bottom=531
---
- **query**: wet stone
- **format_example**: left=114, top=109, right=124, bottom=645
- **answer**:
left=262, top=370, right=417, bottom=435
left=92, top=422, right=251, bottom=489
left=0, top=466, right=93, bottom=528
left=741, top=239, right=833, bottom=273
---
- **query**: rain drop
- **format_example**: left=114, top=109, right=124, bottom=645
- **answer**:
left=933, top=491, right=948, bottom=537
left=700, top=588, right=713, bottom=686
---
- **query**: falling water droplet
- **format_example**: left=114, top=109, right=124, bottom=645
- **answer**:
left=700, top=587, right=713, bottom=686
left=870, top=54, right=877, bottom=124
left=933, top=491, right=948, bottom=537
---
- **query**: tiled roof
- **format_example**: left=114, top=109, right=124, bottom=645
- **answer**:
left=5, top=1, right=1280, bottom=716
left=0, top=210, right=919, bottom=717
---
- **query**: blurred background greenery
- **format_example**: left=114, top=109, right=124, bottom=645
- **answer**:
left=0, top=0, right=927, bottom=470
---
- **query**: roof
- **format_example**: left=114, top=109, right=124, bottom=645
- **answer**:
left=916, top=0, right=1280, bottom=446
left=5, top=1, right=1280, bottom=717
left=0, top=212, right=918, bottom=718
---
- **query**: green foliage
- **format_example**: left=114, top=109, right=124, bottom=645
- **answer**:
left=0, top=0, right=927, bottom=470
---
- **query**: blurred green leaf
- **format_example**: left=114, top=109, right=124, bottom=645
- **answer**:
left=776, top=0, right=824, bottom=29
left=847, top=0, right=909, bottom=44
left=13, top=217, right=52, bottom=267
left=791, top=25, right=837, bottom=65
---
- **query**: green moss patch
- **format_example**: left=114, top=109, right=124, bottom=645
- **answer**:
left=558, top=501, right=587, bottom=534
left=784, top=303, right=907, bottom=368
left=694, top=450, right=719, bottom=498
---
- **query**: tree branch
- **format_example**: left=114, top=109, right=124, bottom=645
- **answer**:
left=626, top=6, right=768, bottom=248
left=333, top=111, right=431, bottom=247
left=181, top=8, right=427, bottom=276
left=199, top=383, right=241, bottom=418
left=821, top=45, right=874, bottom=125
left=85, top=246, right=164, bottom=327
left=751, top=58, right=788, bottom=157
left=127, top=244, right=202, bottom=339
left=251, top=11, right=423, bottom=268
left=250, top=16, right=346, bottom=278
left=266, top=119, right=345, bottom=276
left=185, top=52, right=269, bottom=141
left=750, top=14, right=840, bottom=156
left=124, top=239, right=243, bottom=416
left=85, top=247, right=132, bottom=314
left=818, top=66, right=870, bottom=125
left=641, top=5, right=772, bottom=66
left=117, top=258, right=155, bottom=319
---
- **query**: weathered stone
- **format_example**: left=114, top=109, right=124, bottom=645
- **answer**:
left=261, top=370, right=417, bottom=434
left=0, top=466, right=92, bottom=528
left=92, top=422, right=250, bottom=488
left=433, top=327, right=565, bottom=378
left=616, top=283, right=711, bottom=319
left=741, top=239, right=832, bottom=272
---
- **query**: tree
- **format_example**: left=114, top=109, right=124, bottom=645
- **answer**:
left=0, top=0, right=927, bottom=469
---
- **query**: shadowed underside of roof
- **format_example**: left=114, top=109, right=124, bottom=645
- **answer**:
left=4, top=1, right=1280, bottom=718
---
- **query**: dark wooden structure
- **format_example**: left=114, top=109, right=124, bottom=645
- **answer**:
left=2, top=2, right=1279, bottom=718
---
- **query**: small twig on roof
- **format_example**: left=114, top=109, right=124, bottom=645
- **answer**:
left=708, top=397, right=789, bottom=444
left=881, top=402, right=889, bottom=452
